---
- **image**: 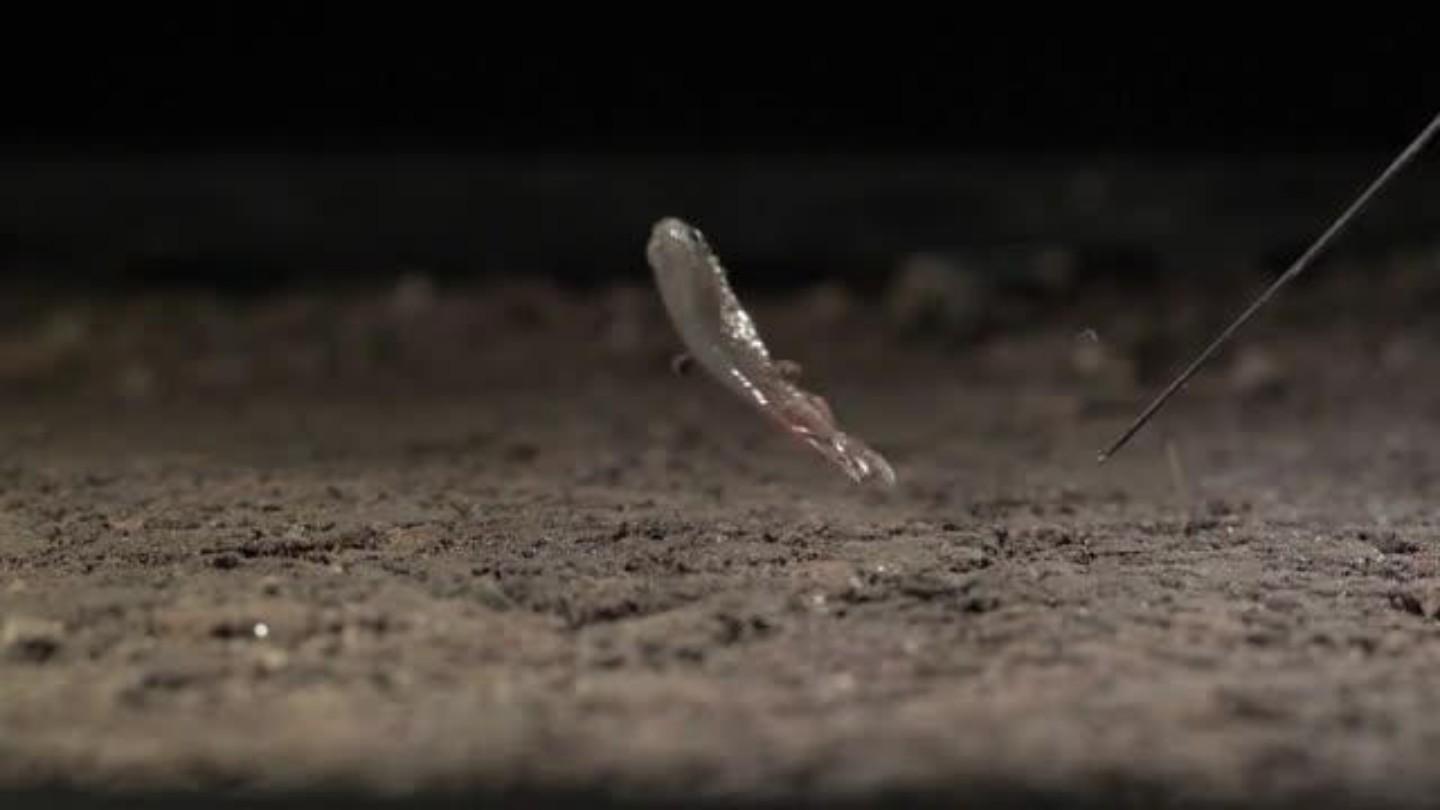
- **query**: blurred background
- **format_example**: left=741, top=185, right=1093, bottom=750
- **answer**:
left=1, top=23, right=1435, bottom=296
left=7, top=23, right=1440, bottom=808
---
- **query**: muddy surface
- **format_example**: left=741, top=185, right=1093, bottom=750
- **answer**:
left=4, top=257, right=1440, bottom=808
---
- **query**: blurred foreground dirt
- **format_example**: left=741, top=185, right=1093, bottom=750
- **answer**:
left=3, top=244, right=1440, bottom=808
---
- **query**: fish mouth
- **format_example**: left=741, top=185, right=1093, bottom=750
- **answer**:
left=647, top=218, right=697, bottom=272
left=648, top=217, right=706, bottom=254
left=650, top=217, right=693, bottom=243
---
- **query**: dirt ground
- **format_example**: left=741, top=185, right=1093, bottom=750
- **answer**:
left=4, top=252, right=1440, bottom=808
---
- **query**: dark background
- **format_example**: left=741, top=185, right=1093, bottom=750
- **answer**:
left=0, top=21, right=1430, bottom=154
left=0, top=25, right=1435, bottom=291
left=3, top=30, right=1432, bottom=154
